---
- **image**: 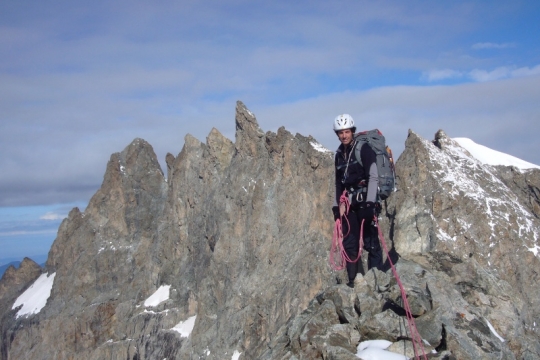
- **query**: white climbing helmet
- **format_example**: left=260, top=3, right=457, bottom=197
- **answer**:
left=333, top=114, right=355, bottom=132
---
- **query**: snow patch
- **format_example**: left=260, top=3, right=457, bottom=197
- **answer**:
left=485, top=318, right=505, bottom=342
left=310, top=141, right=331, bottom=153
left=171, top=315, right=197, bottom=337
left=231, top=350, right=242, bottom=360
left=144, top=285, right=171, bottom=307
left=454, top=138, right=540, bottom=170
left=143, top=309, right=170, bottom=315
left=356, top=339, right=408, bottom=359
left=12, top=273, right=56, bottom=318
left=527, top=244, right=540, bottom=256
left=437, top=228, right=456, bottom=242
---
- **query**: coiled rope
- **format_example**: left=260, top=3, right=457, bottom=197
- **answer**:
left=329, top=190, right=428, bottom=359
left=329, top=191, right=364, bottom=270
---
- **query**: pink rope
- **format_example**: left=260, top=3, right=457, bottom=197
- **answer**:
left=329, top=191, right=364, bottom=271
left=329, top=195, right=428, bottom=359
left=374, top=217, right=428, bottom=360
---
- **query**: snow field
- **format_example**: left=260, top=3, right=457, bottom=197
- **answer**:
left=454, top=138, right=540, bottom=170
left=12, top=272, right=56, bottom=318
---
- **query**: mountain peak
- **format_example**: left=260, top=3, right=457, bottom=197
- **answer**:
left=235, top=100, right=266, bottom=157
left=454, top=137, right=540, bottom=170
left=2, top=109, right=540, bottom=359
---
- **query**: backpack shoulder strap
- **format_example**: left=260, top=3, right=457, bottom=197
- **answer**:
left=353, top=136, right=367, bottom=169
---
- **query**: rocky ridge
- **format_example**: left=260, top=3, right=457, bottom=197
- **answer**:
left=1, top=102, right=539, bottom=359
left=262, top=129, right=540, bottom=359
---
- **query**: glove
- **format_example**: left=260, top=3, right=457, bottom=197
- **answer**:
left=332, top=206, right=340, bottom=221
left=357, top=201, right=377, bottom=220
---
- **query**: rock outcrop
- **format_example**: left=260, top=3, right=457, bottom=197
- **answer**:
left=1, top=103, right=539, bottom=359
left=0, top=258, right=41, bottom=303
left=384, top=130, right=540, bottom=358
left=0, top=258, right=41, bottom=359
left=263, top=129, right=540, bottom=359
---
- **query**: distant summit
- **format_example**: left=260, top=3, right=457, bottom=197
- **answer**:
left=0, top=262, right=20, bottom=278
left=454, top=137, right=540, bottom=170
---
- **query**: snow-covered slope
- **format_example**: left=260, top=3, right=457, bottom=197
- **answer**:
left=454, top=137, right=540, bottom=170
left=11, top=272, right=55, bottom=318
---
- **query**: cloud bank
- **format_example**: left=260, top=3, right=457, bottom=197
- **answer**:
left=1, top=0, right=539, bottom=210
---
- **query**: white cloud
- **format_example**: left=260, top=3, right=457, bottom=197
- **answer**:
left=472, top=42, right=515, bottom=50
left=468, top=64, right=540, bottom=82
left=255, top=73, right=540, bottom=168
left=424, top=69, right=463, bottom=81
left=0, top=230, right=57, bottom=237
left=469, top=66, right=511, bottom=82
left=1, top=0, right=539, bottom=210
left=511, top=64, right=540, bottom=78
left=39, top=212, right=66, bottom=221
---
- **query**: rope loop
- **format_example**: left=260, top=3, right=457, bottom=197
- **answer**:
left=328, top=194, right=428, bottom=360
left=329, top=190, right=364, bottom=270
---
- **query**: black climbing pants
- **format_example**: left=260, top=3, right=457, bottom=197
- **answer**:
left=341, top=209, right=383, bottom=283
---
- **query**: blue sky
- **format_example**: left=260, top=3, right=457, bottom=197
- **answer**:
left=1, top=0, right=539, bottom=262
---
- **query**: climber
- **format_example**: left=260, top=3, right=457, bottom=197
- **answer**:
left=332, top=114, right=383, bottom=288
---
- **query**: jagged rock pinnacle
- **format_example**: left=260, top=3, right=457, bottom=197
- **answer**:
left=235, top=100, right=266, bottom=157
left=0, top=258, right=41, bottom=302
left=433, top=129, right=451, bottom=149
left=0, top=257, right=42, bottom=334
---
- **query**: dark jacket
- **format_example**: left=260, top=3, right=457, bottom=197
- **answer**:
left=334, top=140, right=379, bottom=205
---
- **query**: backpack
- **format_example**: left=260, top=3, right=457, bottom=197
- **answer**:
left=354, top=129, right=396, bottom=200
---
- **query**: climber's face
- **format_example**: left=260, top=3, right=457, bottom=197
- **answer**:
left=336, top=129, right=353, bottom=147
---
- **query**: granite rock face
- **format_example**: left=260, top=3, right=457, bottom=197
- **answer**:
left=380, top=130, right=540, bottom=358
left=0, top=101, right=336, bottom=359
left=0, top=258, right=41, bottom=304
left=263, top=129, right=540, bottom=359
left=0, top=258, right=42, bottom=359
left=1, top=104, right=539, bottom=359
left=491, top=165, right=540, bottom=218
